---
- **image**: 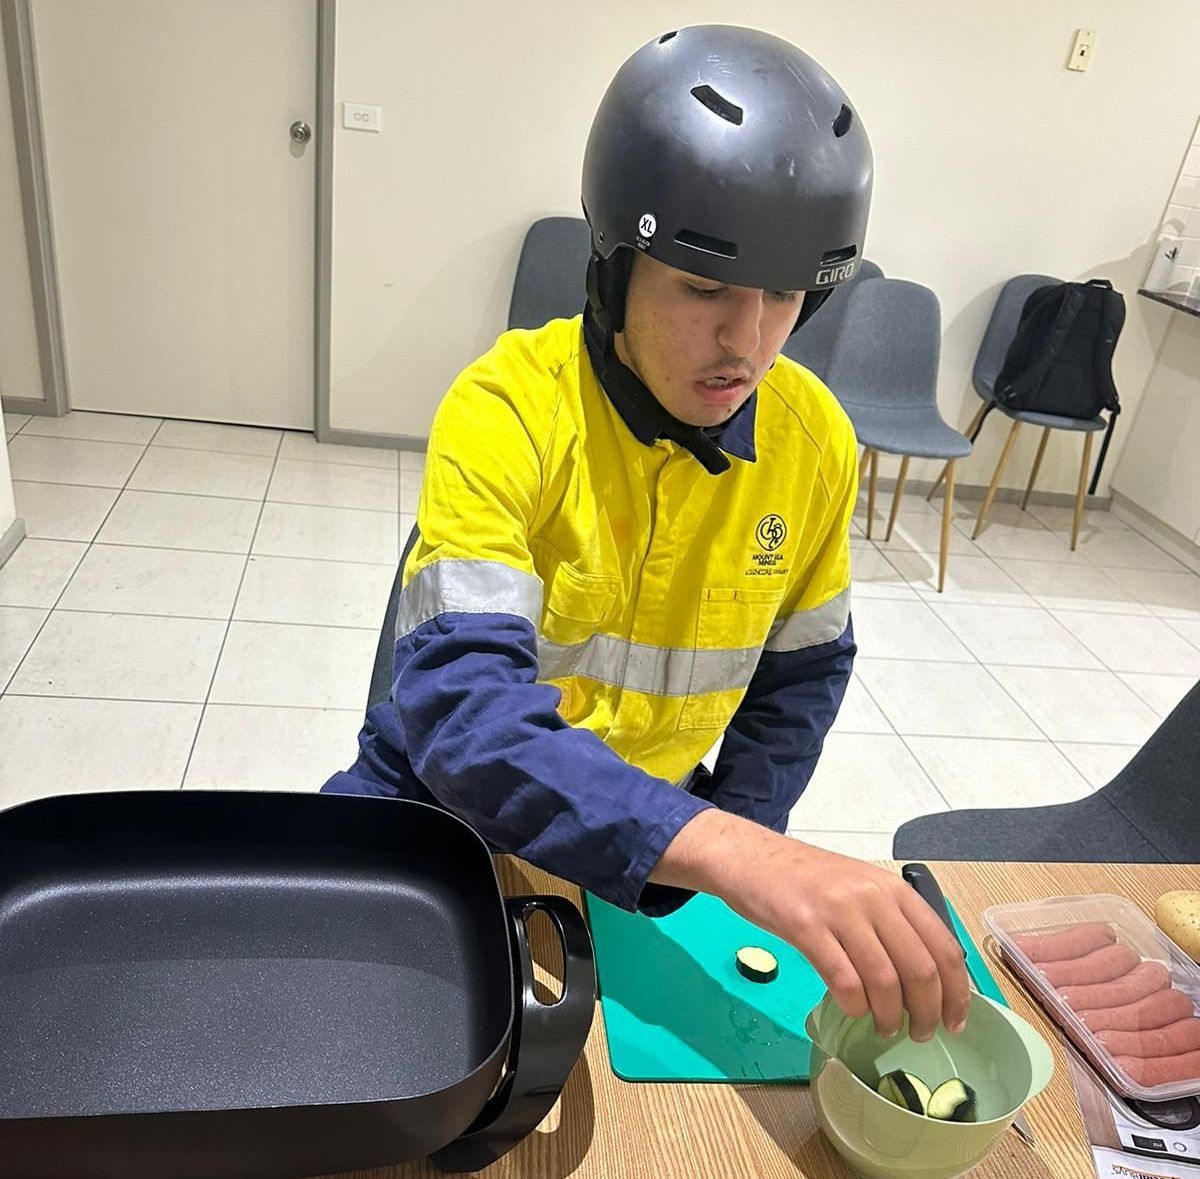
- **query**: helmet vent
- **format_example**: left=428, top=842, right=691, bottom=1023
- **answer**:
left=658, top=30, right=677, bottom=43
left=833, top=104, right=854, bottom=137
left=675, top=228, right=738, bottom=260
left=820, top=245, right=858, bottom=267
left=690, top=85, right=744, bottom=126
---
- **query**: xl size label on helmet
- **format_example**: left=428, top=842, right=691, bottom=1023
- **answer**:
left=636, top=212, right=657, bottom=250
left=816, top=261, right=856, bottom=285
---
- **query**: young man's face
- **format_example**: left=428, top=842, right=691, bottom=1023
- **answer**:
left=614, top=253, right=806, bottom=428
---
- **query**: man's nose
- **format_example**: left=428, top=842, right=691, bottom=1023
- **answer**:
left=715, top=291, right=764, bottom=360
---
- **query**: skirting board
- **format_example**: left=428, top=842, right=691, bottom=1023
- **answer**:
left=1110, top=490, right=1200, bottom=577
left=0, top=516, right=26, bottom=569
left=1, top=396, right=52, bottom=417
left=873, top=475, right=1110, bottom=512
left=318, top=425, right=428, bottom=456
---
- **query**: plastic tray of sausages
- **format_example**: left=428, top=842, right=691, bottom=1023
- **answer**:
left=984, top=894, right=1200, bottom=1103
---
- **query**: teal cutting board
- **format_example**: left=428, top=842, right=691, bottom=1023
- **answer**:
left=583, top=890, right=1007, bottom=1084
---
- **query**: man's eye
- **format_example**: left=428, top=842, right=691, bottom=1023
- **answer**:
left=689, top=285, right=723, bottom=299
left=771, top=290, right=801, bottom=303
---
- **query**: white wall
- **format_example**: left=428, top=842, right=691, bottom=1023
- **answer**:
left=1110, top=310, right=1200, bottom=541
left=0, top=7, right=45, bottom=407
left=330, top=0, right=1200, bottom=497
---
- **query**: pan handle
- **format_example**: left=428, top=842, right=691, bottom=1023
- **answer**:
left=431, top=894, right=596, bottom=1173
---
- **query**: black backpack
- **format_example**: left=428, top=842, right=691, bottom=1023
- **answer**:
left=993, top=278, right=1126, bottom=493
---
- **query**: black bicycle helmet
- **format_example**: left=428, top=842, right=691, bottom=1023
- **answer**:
left=582, top=24, right=873, bottom=335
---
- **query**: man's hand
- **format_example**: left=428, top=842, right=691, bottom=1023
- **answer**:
left=649, top=808, right=971, bottom=1043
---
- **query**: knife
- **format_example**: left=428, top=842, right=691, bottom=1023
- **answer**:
left=901, top=862, right=1036, bottom=1148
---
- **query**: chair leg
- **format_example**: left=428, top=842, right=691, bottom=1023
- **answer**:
left=1021, top=428, right=1052, bottom=512
left=885, top=456, right=911, bottom=542
left=865, top=449, right=879, bottom=539
left=939, top=461, right=956, bottom=593
left=928, top=403, right=988, bottom=502
left=972, top=420, right=1023, bottom=540
left=1071, top=431, right=1095, bottom=552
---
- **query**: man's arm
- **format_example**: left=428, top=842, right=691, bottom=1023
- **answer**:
left=648, top=806, right=971, bottom=1044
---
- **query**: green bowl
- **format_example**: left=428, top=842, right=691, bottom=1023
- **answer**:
left=804, top=990, right=1054, bottom=1179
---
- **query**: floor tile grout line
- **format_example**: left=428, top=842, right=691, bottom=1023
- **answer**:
left=2, top=691, right=365, bottom=713
left=1, top=424, right=164, bottom=697
left=25, top=606, right=380, bottom=632
left=62, top=540, right=402, bottom=570
left=179, top=432, right=284, bottom=789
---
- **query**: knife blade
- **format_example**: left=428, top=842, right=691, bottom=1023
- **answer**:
left=901, top=862, right=1036, bottom=1148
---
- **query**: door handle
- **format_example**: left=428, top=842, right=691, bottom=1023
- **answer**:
left=289, top=120, right=312, bottom=145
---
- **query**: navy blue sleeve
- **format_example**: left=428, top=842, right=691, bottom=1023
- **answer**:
left=705, top=617, right=856, bottom=831
left=392, top=609, right=715, bottom=913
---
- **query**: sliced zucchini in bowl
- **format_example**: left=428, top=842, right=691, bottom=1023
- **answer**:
left=876, top=1070, right=932, bottom=1115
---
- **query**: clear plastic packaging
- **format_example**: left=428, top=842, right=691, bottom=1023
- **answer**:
left=984, top=894, right=1200, bottom=1104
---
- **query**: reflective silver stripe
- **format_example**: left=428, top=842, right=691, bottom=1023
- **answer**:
left=765, top=587, right=850, bottom=653
left=537, top=634, right=762, bottom=698
left=396, top=559, right=543, bottom=638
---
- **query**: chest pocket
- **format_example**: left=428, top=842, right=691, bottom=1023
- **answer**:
left=540, top=558, right=620, bottom=647
left=679, top=585, right=786, bottom=731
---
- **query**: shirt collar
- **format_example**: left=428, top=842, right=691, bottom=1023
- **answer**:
left=581, top=307, right=758, bottom=469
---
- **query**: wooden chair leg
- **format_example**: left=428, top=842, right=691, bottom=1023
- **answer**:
left=1071, top=431, right=1095, bottom=552
left=927, top=403, right=988, bottom=502
left=885, top=455, right=911, bottom=542
left=939, top=460, right=956, bottom=592
left=1021, top=428, right=1051, bottom=512
left=972, top=420, right=1023, bottom=540
left=865, top=449, right=879, bottom=539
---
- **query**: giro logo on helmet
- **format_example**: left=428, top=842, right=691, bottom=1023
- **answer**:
left=816, top=261, right=857, bottom=286
left=637, top=213, right=657, bottom=239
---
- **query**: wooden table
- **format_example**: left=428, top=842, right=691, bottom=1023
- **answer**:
left=316, top=858, right=1199, bottom=1179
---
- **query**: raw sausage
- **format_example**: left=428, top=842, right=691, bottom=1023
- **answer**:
left=1012, top=922, right=1116, bottom=963
left=1038, top=943, right=1139, bottom=988
left=1059, top=961, right=1171, bottom=1012
left=1113, top=1049, right=1200, bottom=1088
left=1097, top=1017, right=1200, bottom=1059
left=1077, top=988, right=1196, bottom=1033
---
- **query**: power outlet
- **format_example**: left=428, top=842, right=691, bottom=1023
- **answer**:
left=1067, top=29, right=1096, bottom=72
left=343, top=102, right=382, bottom=132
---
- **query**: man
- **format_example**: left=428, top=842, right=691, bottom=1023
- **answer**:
left=324, top=24, right=970, bottom=1044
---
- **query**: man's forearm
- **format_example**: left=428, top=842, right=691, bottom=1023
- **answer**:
left=648, top=806, right=808, bottom=897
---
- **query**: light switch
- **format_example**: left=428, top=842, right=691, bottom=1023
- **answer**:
left=1067, top=29, right=1096, bottom=72
left=343, top=103, right=382, bottom=132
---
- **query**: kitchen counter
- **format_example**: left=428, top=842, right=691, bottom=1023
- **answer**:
left=314, top=858, right=1197, bottom=1179
left=1139, top=287, right=1200, bottom=317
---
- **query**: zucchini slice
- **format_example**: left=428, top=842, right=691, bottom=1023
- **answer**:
left=928, top=1078, right=978, bottom=1123
left=735, top=946, right=779, bottom=983
left=876, top=1070, right=932, bottom=1115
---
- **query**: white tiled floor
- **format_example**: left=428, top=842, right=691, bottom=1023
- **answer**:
left=2, top=409, right=1199, bottom=864
left=1, top=411, right=413, bottom=807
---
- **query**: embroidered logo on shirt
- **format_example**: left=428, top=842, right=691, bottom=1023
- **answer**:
left=756, top=514, right=787, bottom=552
left=749, top=514, right=789, bottom=576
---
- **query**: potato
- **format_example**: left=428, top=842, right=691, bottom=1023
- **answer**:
left=1156, top=891, right=1200, bottom=961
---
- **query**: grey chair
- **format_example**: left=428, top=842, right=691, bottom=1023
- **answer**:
left=926, top=273, right=1113, bottom=551
left=822, top=278, right=971, bottom=592
left=506, top=216, right=593, bottom=331
left=893, top=679, right=1200, bottom=863
left=781, top=259, right=884, bottom=380
left=367, top=523, right=420, bottom=712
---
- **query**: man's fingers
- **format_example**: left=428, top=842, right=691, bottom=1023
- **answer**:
left=803, top=932, right=871, bottom=1023
left=836, top=924, right=905, bottom=1039
left=899, top=889, right=972, bottom=1034
left=875, top=916, right=944, bottom=1043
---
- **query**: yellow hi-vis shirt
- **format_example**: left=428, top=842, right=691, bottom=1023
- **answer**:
left=341, top=313, right=858, bottom=911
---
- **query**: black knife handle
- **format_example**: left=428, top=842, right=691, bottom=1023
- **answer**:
left=901, top=861, right=956, bottom=937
